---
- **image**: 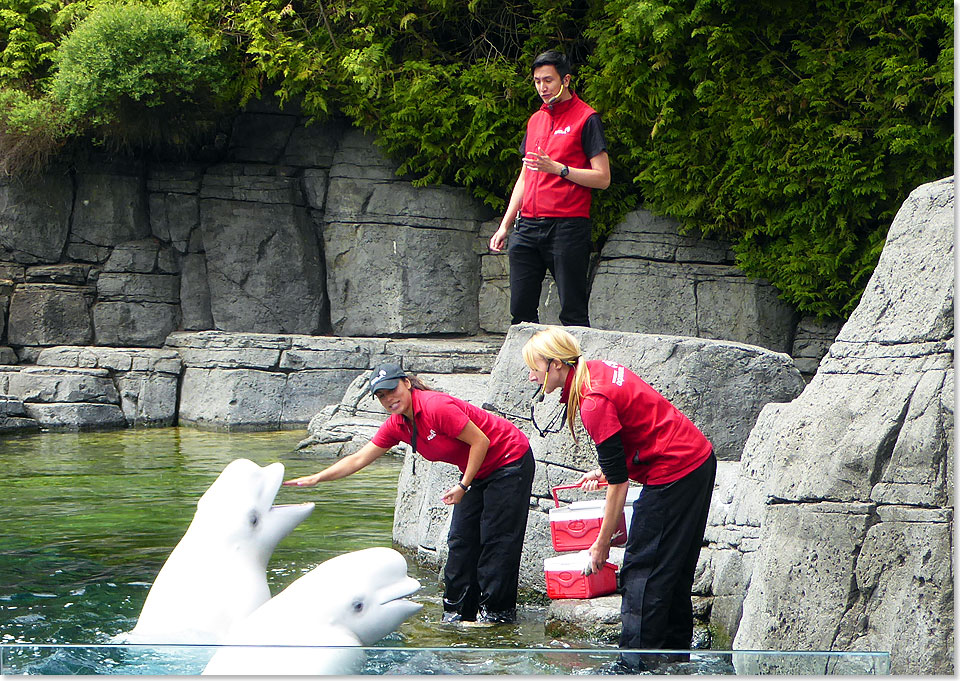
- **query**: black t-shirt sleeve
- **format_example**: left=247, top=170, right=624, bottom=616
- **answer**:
left=596, top=431, right=628, bottom=485
left=581, top=113, right=607, bottom=160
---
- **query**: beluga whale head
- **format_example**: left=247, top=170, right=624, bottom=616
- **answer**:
left=202, top=547, right=422, bottom=676
left=123, top=458, right=314, bottom=644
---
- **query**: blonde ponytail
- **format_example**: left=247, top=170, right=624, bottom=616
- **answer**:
left=521, top=327, right=591, bottom=439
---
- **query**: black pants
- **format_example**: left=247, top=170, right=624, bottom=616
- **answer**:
left=619, top=451, right=716, bottom=662
left=508, top=217, right=592, bottom=327
left=442, top=449, right=535, bottom=619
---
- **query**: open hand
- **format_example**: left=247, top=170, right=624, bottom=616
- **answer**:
left=283, top=473, right=321, bottom=487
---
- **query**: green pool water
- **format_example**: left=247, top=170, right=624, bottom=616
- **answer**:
left=0, top=428, right=571, bottom=653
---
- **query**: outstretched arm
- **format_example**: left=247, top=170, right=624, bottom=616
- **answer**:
left=283, top=441, right=389, bottom=486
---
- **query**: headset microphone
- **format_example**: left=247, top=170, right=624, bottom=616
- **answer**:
left=547, top=82, right=565, bottom=106
left=532, top=361, right=552, bottom=403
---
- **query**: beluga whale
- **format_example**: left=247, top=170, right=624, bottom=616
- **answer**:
left=121, top=458, right=314, bottom=644
left=202, top=547, right=422, bottom=675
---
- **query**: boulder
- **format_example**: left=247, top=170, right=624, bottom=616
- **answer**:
left=589, top=210, right=797, bottom=353
left=199, top=165, right=328, bottom=334
left=322, top=130, right=489, bottom=336
left=7, top=283, right=94, bottom=346
left=485, top=324, right=805, bottom=465
left=0, top=171, right=73, bottom=264
left=69, top=160, right=150, bottom=260
left=729, top=176, right=954, bottom=675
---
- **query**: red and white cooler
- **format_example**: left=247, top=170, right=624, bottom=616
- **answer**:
left=548, top=483, right=628, bottom=552
left=544, top=553, right=618, bottom=599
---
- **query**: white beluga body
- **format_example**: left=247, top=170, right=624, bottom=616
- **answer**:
left=122, top=458, right=314, bottom=644
left=202, top=547, right=422, bottom=675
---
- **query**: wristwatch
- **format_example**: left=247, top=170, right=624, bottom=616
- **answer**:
left=559, top=165, right=569, bottom=178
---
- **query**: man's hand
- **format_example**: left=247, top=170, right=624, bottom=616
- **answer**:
left=489, top=225, right=509, bottom=253
left=523, top=146, right=563, bottom=174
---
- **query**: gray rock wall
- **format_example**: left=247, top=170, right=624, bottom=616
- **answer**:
left=167, top=331, right=503, bottom=431
left=0, top=117, right=501, bottom=350
left=0, top=100, right=837, bottom=372
left=725, top=176, right=954, bottom=675
left=0, top=346, right=181, bottom=429
left=589, top=210, right=798, bottom=353
left=323, top=130, right=488, bottom=336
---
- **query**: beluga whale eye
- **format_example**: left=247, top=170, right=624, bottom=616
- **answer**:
left=351, top=599, right=365, bottom=614
left=248, top=510, right=260, bottom=527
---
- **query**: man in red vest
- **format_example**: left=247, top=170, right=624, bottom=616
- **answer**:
left=489, top=50, right=610, bottom=327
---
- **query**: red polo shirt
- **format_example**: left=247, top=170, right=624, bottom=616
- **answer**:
left=371, top=390, right=530, bottom=480
left=564, top=360, right=712, bottom=485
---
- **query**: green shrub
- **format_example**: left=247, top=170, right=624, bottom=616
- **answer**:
left=0, top=87, right=67, bottom=174
left=0, top=0, right=60, bottom=85
left=47, top=2, right=225, bottom=148
left=582, top=0, right=953, bottom=316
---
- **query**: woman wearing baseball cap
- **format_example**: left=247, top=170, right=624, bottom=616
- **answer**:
left=521, top=326, right=715, bottom=670
left=284, top=362, right=534, bottom=625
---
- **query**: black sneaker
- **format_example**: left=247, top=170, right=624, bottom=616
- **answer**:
left=476, top=607, right=516, bottom=624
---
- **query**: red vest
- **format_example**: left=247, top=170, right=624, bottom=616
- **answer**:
left=521, top=92, right=598, bottom=219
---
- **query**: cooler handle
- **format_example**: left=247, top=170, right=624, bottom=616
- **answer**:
left=551, top=481, right=608, bottom=508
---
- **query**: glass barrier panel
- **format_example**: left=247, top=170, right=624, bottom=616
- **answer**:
left=0, top=644, right=890, bottom=676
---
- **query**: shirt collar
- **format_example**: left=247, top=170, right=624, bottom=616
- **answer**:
left=407, top=388, right=424, bottom=423
left=559, top=365, right=577, bottom=402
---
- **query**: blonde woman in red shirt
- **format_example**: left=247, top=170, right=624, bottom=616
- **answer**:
left=284, top=363, right=534, bottom=625
left=522, top=327, right=716, bottom=670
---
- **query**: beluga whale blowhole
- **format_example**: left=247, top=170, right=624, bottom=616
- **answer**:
left=121, top=458, right=315, bottom=644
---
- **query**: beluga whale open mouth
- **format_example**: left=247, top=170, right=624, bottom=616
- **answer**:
left=121, top=458, right=315, bottom=645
